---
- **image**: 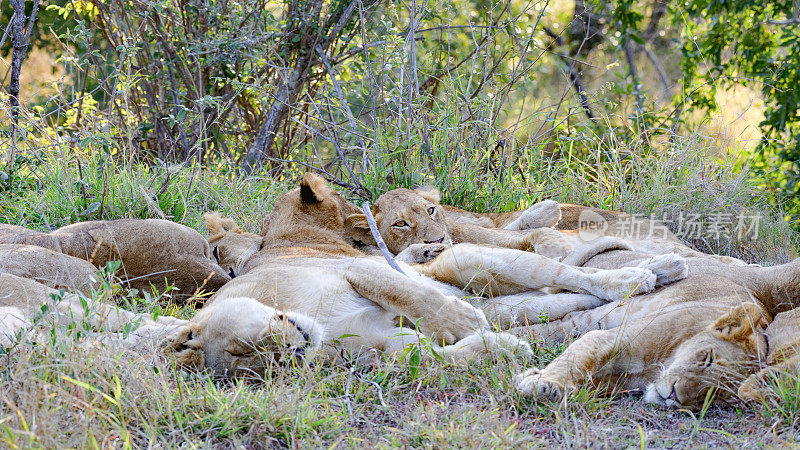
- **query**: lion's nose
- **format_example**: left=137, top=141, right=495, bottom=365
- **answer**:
left=425, top=237, right=445, bottom=244
left=669, top=386, right=679, bottom=402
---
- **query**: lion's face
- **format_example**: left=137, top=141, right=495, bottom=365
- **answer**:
left=205, top=213, right=261, bottom=277
left=161, top=297, right=322, bottom=378
left=350, top=187, right=452, bottom=255
left=644, top=303, right=769, bottom=411
left=645, top=333, right=760, bottom=410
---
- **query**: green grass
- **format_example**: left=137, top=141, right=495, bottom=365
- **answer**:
left=1, top=132, right=799, bottom=447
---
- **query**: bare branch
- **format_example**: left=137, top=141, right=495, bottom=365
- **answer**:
left=362, top=201, right=407, bottom=276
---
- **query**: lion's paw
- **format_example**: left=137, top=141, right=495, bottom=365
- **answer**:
left=396, top=243, right=448, bottom=263
left=524, top=227, right=573, bottom=259
left=423, top=298, right=489, bottom=344
left=511, top=199, right=561, bottom=230
left=457, top=330, right=533, bottom=359
left=590, top=267, right=657, bottom=301
left=637, top=253, right=688, bottom=286
left=514, top=369, right=568, bottom=402
left=737, top=379, right=765, bottom=403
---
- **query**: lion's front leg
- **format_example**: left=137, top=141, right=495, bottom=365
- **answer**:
left=57, top=293, right=185, bottom=334
left=344, top=259, right=488, bottom=344
left=738, top=352, right=800, bottom=402
left=514, top=329, right=621, bottom=401
left=447, top=221, right=530, bottom=250
left=480, top=292, right=605, bottom=329
left=417, top=244, right=656, bottom=301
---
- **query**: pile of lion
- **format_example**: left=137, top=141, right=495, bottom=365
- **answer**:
left=2, top=172, right=799, bottom=410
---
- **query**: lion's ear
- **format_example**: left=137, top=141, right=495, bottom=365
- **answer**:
left=205, top=212, right=241, bottom=235
left=414, top=186, right=441, bottom=204
left=710, top=302, right=771, bottom=342
left=345, top=214, right=377, bottom=245
left=160, top=325, right=205, bottom=370
left=299, top=172, right=329, bottom=204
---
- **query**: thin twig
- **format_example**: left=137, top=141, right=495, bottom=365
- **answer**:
left=362, top=201, right=407, bottom=276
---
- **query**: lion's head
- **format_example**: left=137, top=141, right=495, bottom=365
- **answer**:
left=161, top=296, right=323, bottom=378
left=644, top=302, right=769, bottom=410
left=205, top=213, right=261, bottom=278
left=345, top=187, right=452, bottom=255
left=261, top=173, right=364, bottom=256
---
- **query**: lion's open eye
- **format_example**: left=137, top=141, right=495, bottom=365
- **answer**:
left=393, top=220, right=408, bottom=227
left=427, top=206, right=435, bottom=215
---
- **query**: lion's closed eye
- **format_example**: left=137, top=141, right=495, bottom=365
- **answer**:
left=701, top=350, right=714, bottom=367
left=226, top=347, right=254, bottom=357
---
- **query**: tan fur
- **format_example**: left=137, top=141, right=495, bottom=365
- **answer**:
left=180, top=175, right=703, bottom=379
left=359, top=188, right=746, bottom=267
left=346, top=188, right=573, bottom=259
left=419, top=194, right=626, bottom=232
left=205, top=212, right=261, bottom=277
left=0, top=244, right=99, bottom=293
left=0, top=219, right=230, bottom=302
left=737, top=307, right=800, bottom=402
left=169, top=173, right=534, bottom=378
left=0, top=273, right=185, bottom=348
left=513, top=253, right=800, bottom=411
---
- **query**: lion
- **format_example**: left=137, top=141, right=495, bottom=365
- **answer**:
left=0, top=219, right=230, bottom=302
left=0, top=272, right=185, bottom=348
left=163, top=174, right=666, bottom=378
left=409, top=186, right=627, bottom=232
left=511, top=248, right=800, bottom=411
left=0, top=244, right=100, bottom=294
left=345, top=187, right=745, bottom=268
left=343, top=187, right=573, bottom=259
left=736, top=307, right=800, bottom=403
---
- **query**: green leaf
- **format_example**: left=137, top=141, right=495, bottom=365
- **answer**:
left=81, top=202, right=101, bottom=217
left=408, top=345, right=420, bottom=379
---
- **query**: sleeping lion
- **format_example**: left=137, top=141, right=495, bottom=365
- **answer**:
left=0, top=273, right=184, bottom=348
left=161, top=173, right=670, bottom=378
left=511, top=248, right=800, bottom=411
left=0, top=219, right=230, bottom=302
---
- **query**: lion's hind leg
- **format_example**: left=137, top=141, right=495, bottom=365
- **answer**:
left=503, top=199, right=562, bottom=230
left=635, top=253, right=689, bottom=287
left=420, top=244, right=656, bottom=301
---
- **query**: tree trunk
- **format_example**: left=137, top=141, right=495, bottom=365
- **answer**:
left=241, top=51, right=313, bottom=175
left=8, top=0, right=36, bottom=124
